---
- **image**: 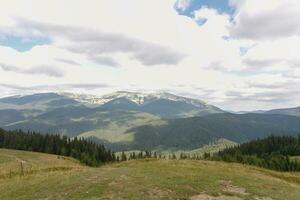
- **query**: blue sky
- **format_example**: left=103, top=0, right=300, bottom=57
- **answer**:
left=1, top=0, right=300, bottom=111
left=176, top=0, right=234, bottom=16
left=2, top=0, right=234, bottom=52
left=0, top=35, right=50, bottom=52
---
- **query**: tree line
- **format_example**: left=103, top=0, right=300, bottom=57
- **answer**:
left=118, top=135, right=300, bottom=172
left=209, top=135, right=300, bottom=171
left=1, top=128, right=300, bottom=171
left=0, top=129, right=116, bottom=166
left=119, top=150, right=206, bottom=161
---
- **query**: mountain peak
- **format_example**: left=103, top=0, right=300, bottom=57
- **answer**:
left=58, top=91, right=211, bottom=108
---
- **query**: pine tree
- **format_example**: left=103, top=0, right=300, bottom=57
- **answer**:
left=121, top=151, right=127, bottom=161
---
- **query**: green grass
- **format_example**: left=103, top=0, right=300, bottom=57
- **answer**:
left=77, top=112, right=165, bottom=143
left=291, top=156, right=300, bottom=163
left=0, top=149, right=81, bottom=178
left=1, top=149, right=300, bottom=200
left=158, top=138, right=237, bottom=157
left=116, top=138, right=237, bottom=158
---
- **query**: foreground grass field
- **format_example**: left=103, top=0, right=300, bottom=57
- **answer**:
left=0, top=149, right=300, bottom=200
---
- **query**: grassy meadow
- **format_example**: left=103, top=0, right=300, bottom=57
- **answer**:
left=0, top=148, right=300, bottom=200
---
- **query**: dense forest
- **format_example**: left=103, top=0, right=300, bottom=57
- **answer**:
left=127, top=113, right=300, bottom=151
left=210, top=135, right=300, bottom=171
left=1, top=127, right=300, bottom=171
left=0, top=128, right=116, bottom=166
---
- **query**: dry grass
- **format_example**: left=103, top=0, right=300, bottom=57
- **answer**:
left=1, top=149, right=300, bottom=200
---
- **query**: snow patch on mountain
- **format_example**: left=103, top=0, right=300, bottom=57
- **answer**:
left=59, top=91, right=210, bottom=108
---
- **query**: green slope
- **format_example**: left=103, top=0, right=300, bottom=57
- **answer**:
left=6, top=112, right=300, bottom=152
left=0, top=149, right=82, bottom=178
left=3, top=93, right=300, bottom=152
left=291, top=156, right=300, bottom=163
left=4, top=110, right=300, bottom=152
left=5, top=107, right=164, bottom=138
left=126, top=113, right=300, bottom=150
left=77, top=112, right=165, bottom=143
left=1, top=149, right=300, bottom=200
left=149, top=138, right=237, bottom=158
left=266, top=106, right=300, bottom=117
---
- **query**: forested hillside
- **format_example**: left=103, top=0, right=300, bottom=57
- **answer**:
left=3, top=93, right=300, bottom=152
left=124, top=113, right=300, bottom=150
left=0, top=129, right=115, bottom=166
left=212, top=135, right=300, bottom=171
left=265, top=106, right=300, bottom=117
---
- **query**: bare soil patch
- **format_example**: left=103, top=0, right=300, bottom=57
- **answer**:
left=147, top=187, right=173, bottom=199
left=219, top=180, right=248, bottom=195
left=190, top=194, right=242, bottom=200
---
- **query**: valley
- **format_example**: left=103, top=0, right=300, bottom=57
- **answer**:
left=1, top=92, right=300, bottom=152
left=1, top=92, right=300, bottom=199
left=1, top=0, right=299, bottom=199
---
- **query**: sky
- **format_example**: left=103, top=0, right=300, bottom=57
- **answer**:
left=1, top=0, right=300, bottom=111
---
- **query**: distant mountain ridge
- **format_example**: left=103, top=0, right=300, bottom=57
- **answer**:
left=60, top=91, right=224, bottom=117
left=62, top=91, right=208, bottom=107
left=0, top=91, right=223, bottom=141
left=117, top=113, right=300, bottom=151
left=1, top=92, right=300, bottom=152
left=231, top=106, right=300, bottom=117
left=264, top=106, right=300, bottom=117
left=0, top=91, right=224, bottom=118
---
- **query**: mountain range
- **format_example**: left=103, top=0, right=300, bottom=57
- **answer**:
left=1, top=91, right=300, bottom=151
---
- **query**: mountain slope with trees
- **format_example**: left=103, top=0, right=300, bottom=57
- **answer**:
left=123, top=113, right=300, bottom=150
left=0, top=128, right=115, bottom=166
left=211, top=135, right=300, bottom=171
left=2, top=93, right=300, bottom=152
left=265, top=106, right=300, bottom=117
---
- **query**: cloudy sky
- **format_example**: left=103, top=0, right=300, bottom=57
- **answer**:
left=1, top=0, right=300, bottom=111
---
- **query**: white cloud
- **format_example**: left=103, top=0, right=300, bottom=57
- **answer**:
left=0, top=0, right=300, bottom=110
left=0, top=62, right=64, bottom=77
left=175, top=0, right=191, bottom=12
left=240, top=36, right=300, bottom=75
left=230, top=0, right=300, bottom=40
